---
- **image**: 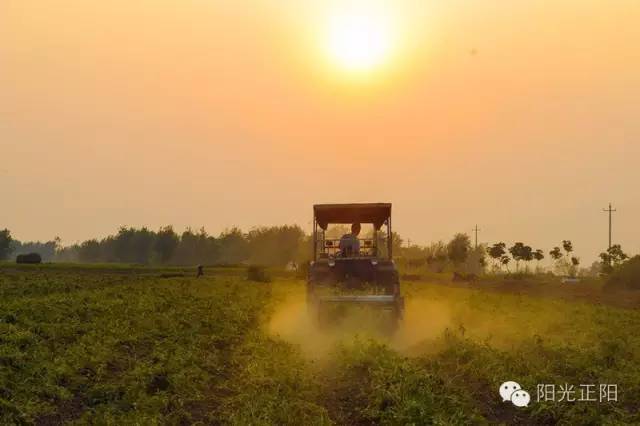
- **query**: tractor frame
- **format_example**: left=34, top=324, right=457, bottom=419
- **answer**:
left=307, top=203, right=404, bottom=328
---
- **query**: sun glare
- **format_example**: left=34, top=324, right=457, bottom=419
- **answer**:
left=324, top=7, right=395, bottom=75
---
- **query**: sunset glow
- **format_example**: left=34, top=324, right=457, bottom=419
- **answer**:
left=2, top=0, right=640, bottom=259
left=3, top=2, right=640, bottom=422
left=324, top=7, right=395, bottom=74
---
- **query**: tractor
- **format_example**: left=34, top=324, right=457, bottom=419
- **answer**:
left=307, top=203, right=404, bottom=330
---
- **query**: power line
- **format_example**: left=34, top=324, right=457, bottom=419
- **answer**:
left=602, top=203, right=616, bottom=251
left=472, top=225, right=480, bottom=249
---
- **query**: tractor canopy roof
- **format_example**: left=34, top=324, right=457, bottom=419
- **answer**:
left=314, top=203, right=391, bottom=230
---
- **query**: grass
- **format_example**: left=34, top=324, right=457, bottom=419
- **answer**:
left=1, top=263, right=639, bottom=424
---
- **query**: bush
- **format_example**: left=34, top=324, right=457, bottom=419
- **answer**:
left=16, top=253, right=42, bottom=264
left=607, top=256, right=640, bottom=290
left=247, top=265, right=271, bottom=283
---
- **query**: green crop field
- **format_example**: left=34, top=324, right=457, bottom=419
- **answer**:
left=1, top=263, right=639, bottom=425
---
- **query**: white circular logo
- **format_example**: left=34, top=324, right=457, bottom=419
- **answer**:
left=499, top=381, right=521, bottom=402
left=511, top=390, right=531, bottom=407
left=499, top=380, right=530, bottom=407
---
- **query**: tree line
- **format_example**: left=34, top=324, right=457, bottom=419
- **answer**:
left=484, top=240, right=578, bottom=275
left=406, top=236, right=630, bottom=277
left=0, top=226, right=310, bottom=267
left=0, top=226, right=631, bottom=276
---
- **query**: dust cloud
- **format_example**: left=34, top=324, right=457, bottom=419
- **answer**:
left=264, top=282, right=559, bottom=358
left=265, top=292, right=455, bottom=358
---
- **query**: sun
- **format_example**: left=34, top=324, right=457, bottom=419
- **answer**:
left=324, top=7, right=395, bottom=74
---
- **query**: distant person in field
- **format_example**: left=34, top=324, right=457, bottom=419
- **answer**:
left=339, top=223, right=361, bottom=257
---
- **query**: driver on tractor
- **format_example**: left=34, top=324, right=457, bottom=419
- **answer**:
left=339, top=222, right=361, bottom=257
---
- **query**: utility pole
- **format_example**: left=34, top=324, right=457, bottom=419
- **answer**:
left=472, top=225, right=480, bottom=249
left=602, top=203, right=616, bottom=250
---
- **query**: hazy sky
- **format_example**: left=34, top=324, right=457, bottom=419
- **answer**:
left=2, top=0, right=639, bottom=263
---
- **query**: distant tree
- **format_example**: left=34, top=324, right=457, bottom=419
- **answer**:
left=295, top=233, right=313, bottom=264
left=78, top=239, right=102, bottom=262
left=0, top=229, right=12, bottom=260
left=104, top=226, right=157, bottom=263
left=608, top=245, right=628, bottom=264
left=569, top=257, right=580, bottom=278
left=280, top=225, right=308, bottom=265
left=562, top=240, right=575, bottom=275
left=112, top=227, right=136, bottom=262
left=174, top=228, right=198, bottom=264
left=508, top=242, right=533, bottom=272
left=53, top=244, right=79, bottom=262
left=247, top=225, right=306, bottom=266
left=324, top=224, right=351, bottom=239
left=607, top=255, right=640, bottom=290
left=391, top=232, right=404, bottom=257
left=217, top=227, right=249, bottom=265
left=131, top=227, right=155, bottom=264
left=462, top=244, right=487, bottom=275
left=399, top=244, right=428, bottom=269
left=587, top=260, right=603, bottom=277
left=550, top=240, right=578, bottom=276
left=500, top=255, right=511, bottom=273
left=155, top=226, right=179, bottom=263
left=447, top=233, right=471, bottom=267
left=599, top=244, right=628, bottom=274
left=100, top=235, right=118, bottom=262
left=374, top=231, right=402, bottom=260
left=508, top=242, right=525, bottom=271
left=487, top=242, right=506, bottom=271
left=521, top=245, right=534, bottom=271
left=173, top=227, right=218, bottom=265
left=549, top=247, right=563, bottom=261
left=533, top=249, right=545, bottom=264
left=425, top=241, right=448, bottom=272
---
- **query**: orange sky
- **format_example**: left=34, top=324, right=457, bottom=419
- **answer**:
left=2, top=0, right=640, bottom=263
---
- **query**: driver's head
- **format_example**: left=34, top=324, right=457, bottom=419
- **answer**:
left=351, top=223, right=361, bottom=236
